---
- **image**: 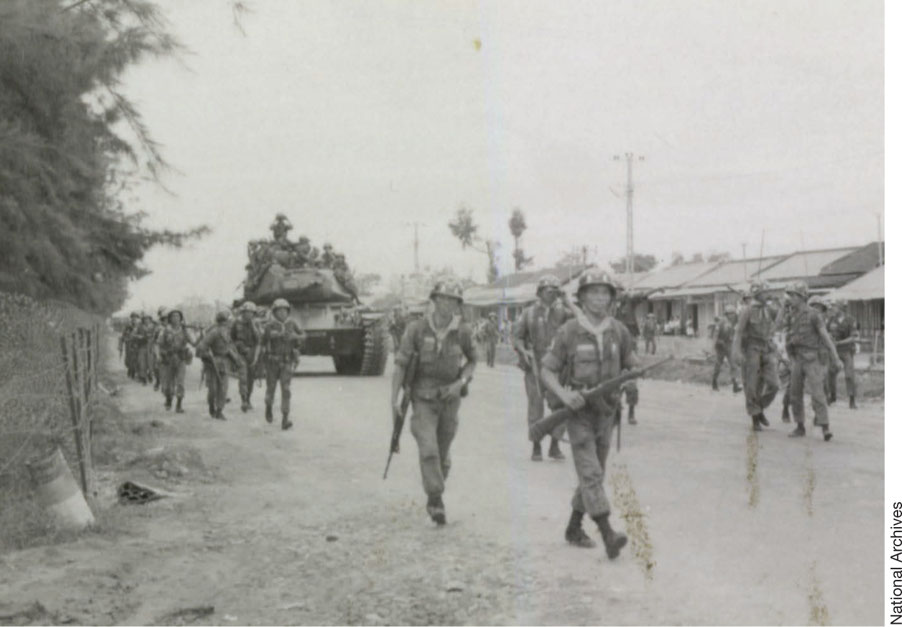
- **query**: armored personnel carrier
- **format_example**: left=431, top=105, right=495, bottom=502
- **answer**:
left=243, top=220, right=389, bottom=376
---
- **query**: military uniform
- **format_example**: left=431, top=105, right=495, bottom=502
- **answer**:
left=260, top=302, right=304, bottom=429
left=733, top=289, right=780, bottom=429
left=133, top=317, right=156, bottom=384
left=158, top=318, right=192, bottom=412
left=827, top=308, right=859, bottom=407
left=195, top=314, right=236, bottom=419
left=641, top=314, right=657, bottom=355
left=785, top=300, right=832, bottom=439
left=395, top=311, right=476, bottom=518
left=119, top=314, right=141, bottom=378
left=712, top=312, right=741, bottom=392
left=513, top=278, right=571, bottom=457
left=231, top=304, right=261, bottom=412
left=483, top=314, right=500, bottom=368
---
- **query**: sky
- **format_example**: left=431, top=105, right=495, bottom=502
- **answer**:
left=119, top=0, right=884, bottom=312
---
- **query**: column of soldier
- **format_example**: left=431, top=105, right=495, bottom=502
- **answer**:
left=117, top=299, right=306, bottom=431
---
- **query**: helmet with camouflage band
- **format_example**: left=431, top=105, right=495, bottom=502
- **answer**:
left=167, top=309, right=184, bottom=322
left=785, top=280, right=809, bottom=300
left=577, top=269, right=619, bottom=298
left=535, top=274, right=562, bottom=296
left=272, top=298, right=291, bottom=312
left=430, top=281, right=464, bottom=303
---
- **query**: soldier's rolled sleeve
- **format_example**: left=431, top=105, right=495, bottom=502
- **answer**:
left=394, top=324, right=417, bottom=368
left=541, top=328, right=568, bottom=373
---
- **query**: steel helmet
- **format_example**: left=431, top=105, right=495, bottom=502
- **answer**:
left=215, top=310, right=231, bottom=323
left=430, top=281, right=464, bottom=303
left=577, top=270, right=618, bottom=296
left=535, top=274, right=562, bottom=295
left=749, top=280, right=770, bottom=295
left=240, top=301, right=257, bottom=313
left=167, top=309, right=184, bottom=322
left=785, top=281, right=809, bottom=300
left=141, top=312, right=153, bottom=321
left=272, top=298, right=291, bottom=312
left=808, top=295, right=827, bottom=310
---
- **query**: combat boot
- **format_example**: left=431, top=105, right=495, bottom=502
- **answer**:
left=531, top=442, right=542, bottom=462
left=548, top=439, right=566, bottom=460
left=751, top=415, right=762, bottom=431
left=756, top=413, right=770, bottom=427
left=822, top=425, right=833, bottom=441
left=732, top=379, right=742, bottom=393
left=175, top=397, right=184, bottom=414
left=849, top=395, right=857, bottom=409
left=565, top=510, right=596, bottom=548
left=594, top=514, right=628, bottom=560
left=712, top=376, right=719, bottom=391
left=208, top=400, right=216, bottom=418
left=265, top=404, right=273, bottom=423
left=426, top=495, right=446, bottom=526
left=788, top=424, right=806, bottom=438
left=628, top=405, right=637, bottom=425
left=164, top=395, right=172, bottom=411
left=215, top=408, right=227, bottom=421
left=281, top=412, right=293, bottom=431
left=781, top=401, right=791, bottom=423
left=240, top=395, right=249, bottom=413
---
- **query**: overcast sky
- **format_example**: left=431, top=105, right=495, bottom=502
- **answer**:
left=120, top=0, right=883, bottom=311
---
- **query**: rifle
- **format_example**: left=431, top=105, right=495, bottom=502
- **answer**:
left=529, top=356, right=674, bottom=442
left=383, top=351, right=419, bottom=479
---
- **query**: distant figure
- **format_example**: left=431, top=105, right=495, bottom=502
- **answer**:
left=826, top=299, right=859, bottom=409
left=483, top=312, right=500, bottom=368
left=711, top=306, right=741, bottom=393
left=641, top=313, right=657, bottom=355
left=260, top=299, right=305, bottom=430
left=731, top=281, right=780, bottom=431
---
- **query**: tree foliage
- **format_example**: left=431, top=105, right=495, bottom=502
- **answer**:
left=508, top=208, right=532, bottom=271
left=447, top=204, right=500, bottom=283
left=610, top=253, right=658, bottom=274
left=0, top=0, right=208, bottom=314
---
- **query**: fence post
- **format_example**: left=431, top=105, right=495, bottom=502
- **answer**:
left=60, top=334, right=89, bottom=496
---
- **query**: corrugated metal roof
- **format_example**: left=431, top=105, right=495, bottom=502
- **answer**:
left=820, top=242, right=884, bottom=275
left=829, top=265, right=884, bottom=301
left=754, top=248, right=858, bottom=281
left=630, top=262, right=720, bottom=290
left=682, top=256, right=785, bottom=287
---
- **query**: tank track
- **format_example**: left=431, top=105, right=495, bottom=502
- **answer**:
left=358, top=318, right=389, bottom=376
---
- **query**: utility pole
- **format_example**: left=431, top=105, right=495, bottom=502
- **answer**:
left=614, top=152, right=644, bottom=288
left=406, top=222, right=424, bottom=274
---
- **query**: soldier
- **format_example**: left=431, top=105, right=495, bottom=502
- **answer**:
left=784, top=283, right=840, bottom=440
left=270, top=213, right=293, bottom=246
left=391, top=281, right=476, bottom=525
left=320, top=243, right=336, bottom=269
left=731, top=281, right=781, bottom=431
left=641, top=313, right=657, bottom=355
left=712, top=305, right=742, bottom=393
left=133, top=314, right=156, bottom=385
left=513, top=275, right=571, bottom=462
left=152, top=306, right=169, bottom=391
left=195, top=310, right=236, bottom=420
left=540, top=270, right=635, bottom=556
left=231, top=301, right=261, bottom=412
left=119, top=311, right=141, bottom=379
left=389, top=306, right=406, bottom=354
left=483, top=312, right=500, bottom=368
left=808, top=296, right=835, bottom=406
left=158, top=309, right=193, bottom=413
left=621, top=380, right=639, bottom=425
left=826, top=299, right=859, bottom=408
left=260, top=298, right=305, bottom=430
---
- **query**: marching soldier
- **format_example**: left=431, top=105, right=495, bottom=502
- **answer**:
left=513, top=275, right=571, bottom=462
left=621, top=380, right=639, bottom=425
left=195, top=310, right=236, bottom=420
left=641, top=312, right=657, bottom=355
left=540, top=270, right=635, bottom=556
left=157, top=309, right=194, bottom=413
left=231, top=301, right=261, bottom=412
left=712, top=305, right=742, bottom=393
left=783, top=283, right=840, bottom=440
left=731, top=281, right=781, bottom=431
left=391, top=281, right=476, bottom=525
left=827, top=299, right=860, bottom=408
left=389, top=306, right=406, bottom=354
left=260, top=298, right=305, bottom=430
left=133, top=313, right=156, bottom=385
left=808, top=296, right=835, bottom=407
left=119, top=311, right=141, bottom=379
left=152, top=306, right=169, bottom=391
left=483, top=312, right=500, bottom=368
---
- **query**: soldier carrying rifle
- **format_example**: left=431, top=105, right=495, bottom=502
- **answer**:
left=538, top=270, right=639, bottom=557
left=389, top=281, right=476, bottom=526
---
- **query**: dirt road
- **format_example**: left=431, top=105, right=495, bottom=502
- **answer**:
left=0, top=354, right=884, bottom=625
